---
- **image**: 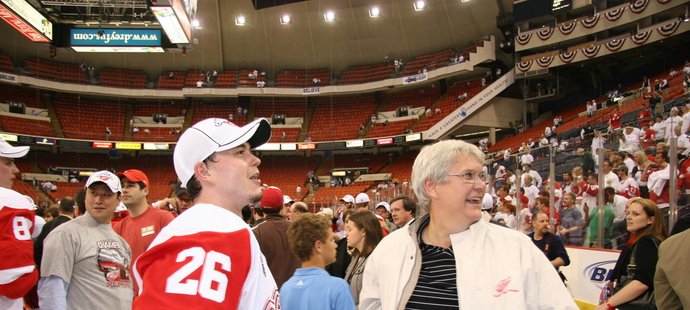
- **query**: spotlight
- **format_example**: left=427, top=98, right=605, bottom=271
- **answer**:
left=235, top=16, right=246, bottom=26
left=369, top=7, right=380, bottom=18
left=324, top=10, right=335, bottom=22
left=280, top=14, right=291, bottom=24
left=413, top=1, right=426, bottom=11
left=191, top=19, right=200, bottom=28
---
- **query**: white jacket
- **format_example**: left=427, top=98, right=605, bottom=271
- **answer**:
left=360, top=215, right=577, bottom=310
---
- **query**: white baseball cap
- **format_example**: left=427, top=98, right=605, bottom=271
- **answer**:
left=283, top=195, right=294, bottom=205
left=174, top=118, right=271, bottom=188
left=375, top=201, right=391, bottom=213
left=0, top=137, right=29, bottom=158
left=339, top=195, right=355, bottom=204
left=85, top=170, right=122, bottom=193
left=355, top=193, right=370, bottom=204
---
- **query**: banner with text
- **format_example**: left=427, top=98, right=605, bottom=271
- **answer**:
left=561, top=246, right=621, bottom=308
left=424, top=69, right=515, bottom=140
left=0, top=0, right=52, bottom=42
left=70, top=28, right=161, bottom=46
left=402, top=72, right=428, bottom=85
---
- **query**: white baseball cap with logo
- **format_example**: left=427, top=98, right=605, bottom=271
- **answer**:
left=0, top=137, right=29, bottom=158
left=339, top=195, right=355, bottom=204
left=355, top=192, right=370, bottom=204
left=174, top=118, right=271, bottom=188
left=375, top=201, right=391, bottom=213
left=85, top=170, right=122, bottom=193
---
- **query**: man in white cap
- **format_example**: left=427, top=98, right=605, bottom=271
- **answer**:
left=0, top=138, right=38, bottom=310
left=375, top=202, right=397, bottom=233
left=280, top=194, right=293, bottom=219
left=354, top=192, right=370, bottom=211
left=133, top=118, right=279, bottom=309
left=39, top=170, right=133, bottom=310
left=335, top=194, right=355, bottom=239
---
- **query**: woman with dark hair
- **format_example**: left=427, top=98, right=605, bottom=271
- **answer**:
left=597, top=198, right=668, bottom=310
left=345, top=211, right=383, bottom=306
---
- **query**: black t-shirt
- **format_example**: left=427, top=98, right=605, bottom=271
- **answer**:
left=529, top=232, right=570, bottom=267
left=611, top=235, right=661, bottom=288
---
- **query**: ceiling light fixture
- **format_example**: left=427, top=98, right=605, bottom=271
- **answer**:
left=280, top=14, right=291, bottom=24
left=235, top=16, right=246, bottom=26
left=461, top=0, right=471, bottom=2
left=191, top=19, right=200, bottom=28
left=369, top=7, right=380, bottom=18
left=413, top=1, right=426, bottom=11
left=324, top=10, right=335, bottom=22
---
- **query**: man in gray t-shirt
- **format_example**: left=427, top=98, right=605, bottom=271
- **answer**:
left=39, top=171, right=133, bottom=310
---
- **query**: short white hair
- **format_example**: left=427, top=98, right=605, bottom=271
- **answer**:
left=411, top=140, right=485, bottom=211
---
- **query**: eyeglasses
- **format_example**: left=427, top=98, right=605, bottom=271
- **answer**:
left=447, top=171, right=487, bottom=183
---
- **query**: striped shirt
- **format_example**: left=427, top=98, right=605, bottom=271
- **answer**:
left=405, top=219, right=459, bottom=309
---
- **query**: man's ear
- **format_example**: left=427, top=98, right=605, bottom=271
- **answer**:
left=312, top=240, right=323, bottom=255
left=194, top=162, right=211, bottom=182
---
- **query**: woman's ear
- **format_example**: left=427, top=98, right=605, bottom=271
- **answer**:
left=424, top=178, right=438, bottom=200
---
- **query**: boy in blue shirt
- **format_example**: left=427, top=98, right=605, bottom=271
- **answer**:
left=281, top=214, right=355, bottom=310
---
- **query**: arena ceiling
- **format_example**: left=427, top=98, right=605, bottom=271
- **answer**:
left=0, top=0, right=511, bottom=77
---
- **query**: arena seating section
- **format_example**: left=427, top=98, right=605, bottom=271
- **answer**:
left=238, top=69, right=266, bottom=87
left=157, top=71, right=186, bottom=89
left=0, top=54, right=14, bottom=72
left=25, top=57, right=87, bottom=84
left=192, top=102, right=247, bottom=126
left=275, top=69, right=332, bottom=87
left=339, top=63, right=395, bottom=85
left=0, top=84, right=45, bottom=108
left=214, top=70, right=238, bottom=88
left=309, top=95, right=377, bottom=141
left=256, top=155, right=322, bottom=201
left=400, top=48, right=456, bottom=75
left=53, top=94, right=127, bottom=140
left=99, top=67, right=148, bottom=89
left=414, top=78, right=485, bottom=131
left=366, top=85, right=442, bottom=138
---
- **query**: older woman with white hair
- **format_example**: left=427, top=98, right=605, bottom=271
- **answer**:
left=360, top=140, right=576, bottom=309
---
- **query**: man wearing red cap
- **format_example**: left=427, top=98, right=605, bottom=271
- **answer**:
left=252, top=186, right=301, bottom=289
left=113, top=169, right=174, bottom=296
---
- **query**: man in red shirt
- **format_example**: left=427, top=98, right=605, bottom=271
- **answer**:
left=0, top=138, right=37, bottom=310
left=113, top=169, right=174, bottom=296
left=609, top=107, right=621, bottom=131
left=638, top=102, right=652, bottom=128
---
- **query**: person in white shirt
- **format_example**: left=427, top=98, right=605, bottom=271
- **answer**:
left=586, top=100, right=596, bottom=117
left=359, top=140, right=575, bottom=310
left=522, top=175, right=540, bottom=209
left=651, top=115, right=666, bottom=140
left=619, top=126, right=641, bottom=154
left=503, top=148, right=511, bottom=161
left=663, top=107, right=682, bottom=141
left=673, top=125, right=690, bottom=156
left=603, top=160, right=620, bottom=189
left=521, top=163, right=542, bottom=189
left=520, top=151, right=534, bottom=166
left=591, top=131, right=605, bottom=155
left=681, top=104, right=690, bottom=135
left=616, top=165, right=640, bottom=199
